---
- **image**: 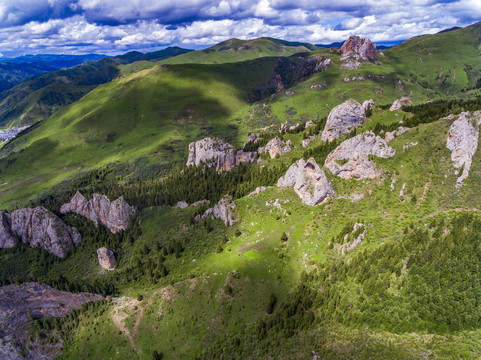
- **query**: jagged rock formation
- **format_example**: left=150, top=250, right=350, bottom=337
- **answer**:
left=195, top=195, right=239, bottom=226
left=246, top=133, right=260, bottom=144
left=321, top=99, right=366, bottom=142
left=336, top=223, right=367, bottom=255
left=340, top=36, right=377, bottom=69
left=446, top=111, right=481, bottom=186
left=277, top=158, right=335, bottom=206
left=60, top=192, right=136, bottom=233
left=192, top=200, right=210, bottom=207
left=0, top=282, right=102, bottom=360
left=0, top=211, right=16, bottom=249
left=186, top=137, right=255, bottom=172
left=390, top=100, right=403, bottom=111
left=0, top=207, right=81, bottom=258
left=258, top=137, right=292, bottom=158
left=302, top=135, right=317, bottom=148
left=362, top=99, right=375, bottom=110
left=325, top=131, right=396, bottom=179
left=341, top=36, right=377, bottom=61
left=97, top=248, right=116, bottom=270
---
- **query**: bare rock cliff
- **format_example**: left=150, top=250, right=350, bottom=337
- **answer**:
left=340, top=36, right=377, bottom=61
left=0, top=207, right=82, bottom=258
left=325, top=131, right=395, bottom=179
left=60, top=192, right=136, bottom=233
left=321, top=99, right=366, bottom=142
left=278, top=158, right=335, bottom=206
left=446, top=111, right=481, bottom=186
left=97, top=247, right=116, bottom=270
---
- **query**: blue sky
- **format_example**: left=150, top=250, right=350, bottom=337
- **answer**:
left=0, top=0, right=479, bottom=57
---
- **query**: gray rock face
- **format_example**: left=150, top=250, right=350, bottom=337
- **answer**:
left=0, top=282, right=102, bottom=360
left=384, top=126, right=411, bottom=142
left=196, top=195, right=239, bottom=226
left=259, top=137, right=292, bottom=158
left=176, top=201, right=189, bottom=209
left=321, top=99, right=366, bottom=142
left=248, top=186, right=268, bottom=196
left=340, top=36, right=377, bottom=61
left=4, top=207, right=82, bottom=258
left=446, top=111, right=481, bottom=185
left=97, top=247, right=116, bottom=270
left=60, top=192, right=136, bottom=233
left=0, top=211, right=15, bottom=249
left=325, top=131, right=396, bottom=179
left=186, top=137, right=233, bottom=167
left=277, top=158, right=335, bottom=206
left=187, top=137, right=255, bottom=172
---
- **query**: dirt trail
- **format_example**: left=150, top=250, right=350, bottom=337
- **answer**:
left=111, top=298, right=141, bottom=351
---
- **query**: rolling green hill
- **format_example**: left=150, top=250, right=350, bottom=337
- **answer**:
left=160, top=37, right=316, bottom=64
left=0, top=47, right=193, bottom=128
left=2, top=22, right=481, bottom=360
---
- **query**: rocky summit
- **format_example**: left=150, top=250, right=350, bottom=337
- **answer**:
left=340, top=35, right=377, bottom=61
left=446, top=111, right=481, bottom=185
left=325, top=131, right=396, bottom=179
left=195, top=195, right=239, bottom=226
left=258, top=136, right=292, bottom=158
left=0, top=207, right=81, bottom=258
left=277, top=158, right=335, bottom=206
left=60, top=192, right=136, bottom=233
left=321, top=99, right=366, bottom=142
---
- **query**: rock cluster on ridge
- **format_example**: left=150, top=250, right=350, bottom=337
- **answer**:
left=195, top=195, right=239, bottom=226
left=446, top=111, right=481, bottom=186
left=60, top=192, right=136, bottom=233
left=0, top=207, right=81, bottom=258
left=321, top=99, right=366, bottom=142
left=362, top=99, right=375, bottom=110
left=277, top=158, right=335, bottom=206
left=258, top=137, right=292, bottom=158
left=186, top=137, right=256, bottom=172
left=325, top=131, right=396, bottom=179
left=340, top=36, right=377, bottom=61
left=97, top=247, right=116, bottom=270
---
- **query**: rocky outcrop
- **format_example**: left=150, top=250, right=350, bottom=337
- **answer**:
left=277, top=158, right=335, bottom=206
left=192, top=200, right=210, bottom=207
left=60, top=192, right=135, bottom=233
left=362, top=99, right=375, bottom=110
left=446, top=111, right=481, bottom=186
left=390, top=100, right=403, bottom=111
left=0, top=207, right=82, bottom=258
left=258, top=137, right=292, bottom=159
left=187, top=137, right=256, bottom=172
left=176, top=201, right=188, bottom=209
left=195, top=195, right=239, bottom=226
left=0, top=211, right=15, bottom=249
left=321, top=99, right=366, bottom=142
left=0, top=282, right=102, bottom=360
left=325, top=131, right=396, bottom=179
left=248, top=186, right=268, bottom=196
left=336, top=223, right=366, bottom=255
left=302, top=135, right=317, bottom=148
left=340, top=36, right=377, bottom=61
left=97, top=248, right=116, bottom=270
left=186, top=137, right=233, bottom=167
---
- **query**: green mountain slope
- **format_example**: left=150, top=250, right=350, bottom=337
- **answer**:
left=160, top=37, right=316, bottom=64
left=0, top=47, right=193, bottom=128
left=2, top=22, right=481, bottom=360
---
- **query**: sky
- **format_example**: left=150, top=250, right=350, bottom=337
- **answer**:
left=0, top=0, right=480, bottom=58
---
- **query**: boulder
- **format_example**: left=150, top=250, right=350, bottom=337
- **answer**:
left=60, top=192, right=136, bottom=233
left=197, top=196, right=239, bottom=226
left=246, top=133, right=260, bottom=144
left=321, top=99, right=366, bottom=142
left=248, top=186, right=268, bottom=196
left=0, top=211, right=15, bottom=249
left=192, top=200, right=210, bottom=207
left=305, top=120, right=314, bottom=128
left=176, top=201, right=188, bottom=209
left=277, top=158, right=335, bottom=206
left=390, top=100, right=403, bottom=111
left=97, top=248, right=116, bottom=270
left=340, top=36, right=377, bottom=61
left=259, top=137, right=292, bottom=158
left=446, top=111, right=481, bottom=185
left=384, top=126, right=411, bottom=142
left=186, top=137, right=233, bottom=167
left=362, top=99, right=375, bottom=110
left=325, top=131, right=396, bottom=179
left=7, top=207, right=81, bottom=258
